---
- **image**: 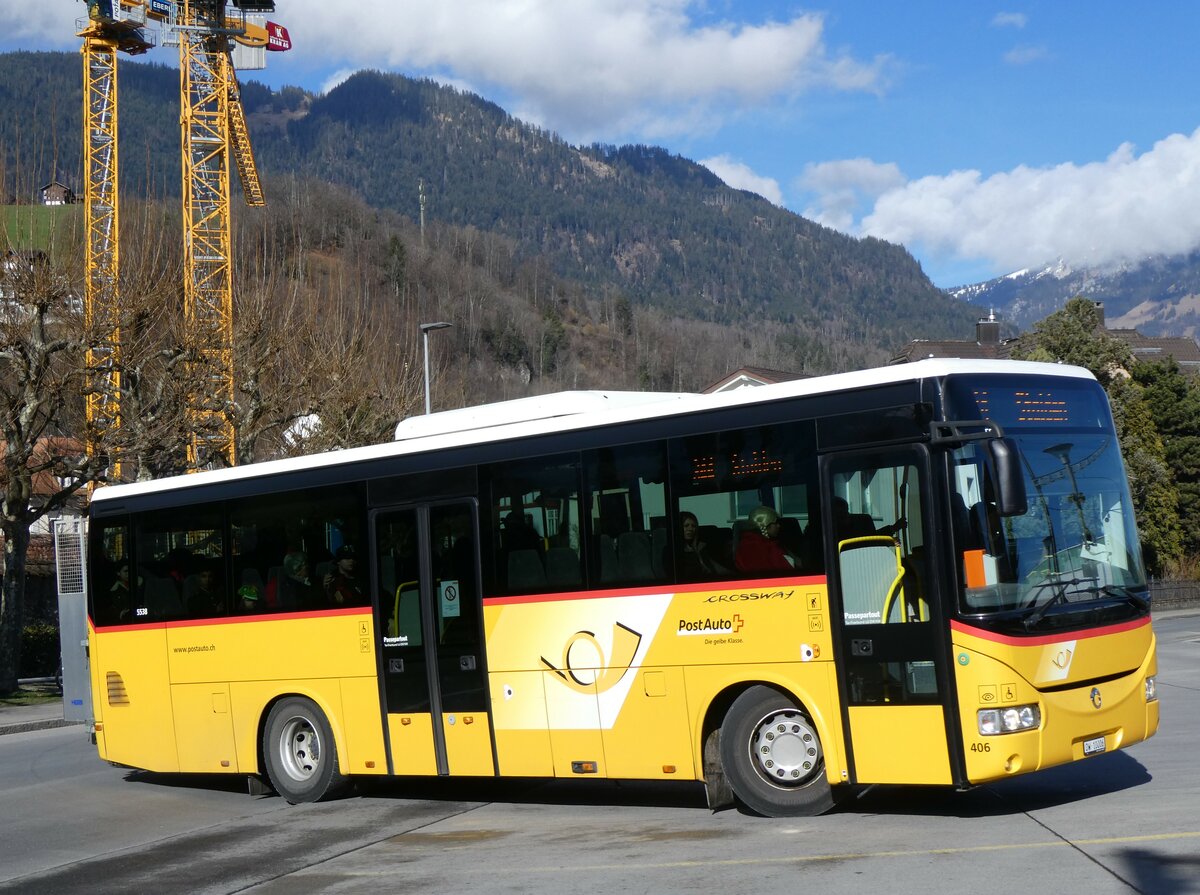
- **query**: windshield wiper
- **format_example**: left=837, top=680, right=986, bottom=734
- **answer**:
left=1082, top=583, right=1151, bottom=612
left=1023, top=576, right=1093, bottom=630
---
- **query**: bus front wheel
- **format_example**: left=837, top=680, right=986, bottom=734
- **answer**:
left=262, top=697, right=350, bottom=804
left=719, top=686, right=833, bottom=817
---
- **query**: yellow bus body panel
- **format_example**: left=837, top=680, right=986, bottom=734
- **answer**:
left=488, top=671, right=554, bottom=777
left=952, top=618, right=1158, bottom=783
left=484, top=579, right=842, bottom=784
left=848, top=705, right=952, bottom=784
left=602, top=666, right=692, bottom=780
left=545, top=677, right=606, bottom=778
left=387, top=714, right=438, bottom=775
left=172, top=682, right=237, bottom=772
left=443, top=712, right=496, bottom=776
left=338, top=677, right=389, bottom=775
left=164, top=611, right=376, bottom=685
left=93, top=626, right=178, bottom=772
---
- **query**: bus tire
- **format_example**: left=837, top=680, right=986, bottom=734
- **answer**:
left=719, top=686, right=833, bottom=817
left=262, top=696, right=349, bottom=804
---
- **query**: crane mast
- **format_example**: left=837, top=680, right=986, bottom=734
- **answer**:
left=177, top=0, right=272, bottom=469
left=78, top=5, right=154, bottom=482
left=178, top=0, right=237, bottom=468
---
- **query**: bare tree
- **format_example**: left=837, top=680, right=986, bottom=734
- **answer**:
left=279, top=286, right=425, bottom=455
left=103, top=201, right=192, bottom=481
left=0, top=243, right=103, bottom=693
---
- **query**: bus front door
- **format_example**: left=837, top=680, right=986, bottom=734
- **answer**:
left=371, top=502, right=494, bottom=777
left=822, top=447, right=955, bottom=786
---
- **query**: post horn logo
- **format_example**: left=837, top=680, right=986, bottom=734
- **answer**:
left=1090, top=687, right=1102, bottom=709
left=541, top=622, right=642, bottom=695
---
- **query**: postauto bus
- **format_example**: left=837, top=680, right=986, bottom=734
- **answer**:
left=84, top=359, right=1158, bottom=816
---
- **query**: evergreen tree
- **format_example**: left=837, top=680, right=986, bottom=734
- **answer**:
left=1107, top=377, right=1184, bottom=574
left=1013, top=297, right=1133, bottom=386
left=1133, top=358, right=1200, bottom=558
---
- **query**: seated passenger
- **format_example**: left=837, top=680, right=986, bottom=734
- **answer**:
left=502, top=511, right=542, bottom=554
left=277, top=551, right=323, bottom=610
left=184, top=562, right=225, bottom=617
left=324, top=544, right=364, bottom=605
left=236, top=584, right=262, bottom=613
left=832, top=497, right=905, bottom=540
left=675, top=511, right=729, bottom=579
left=735, top=506, right=801, bottom=573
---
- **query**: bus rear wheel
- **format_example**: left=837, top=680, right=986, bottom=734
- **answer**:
left=719, top=686, right=833, bottom=817
left=262, top=696, right=349, bottom=804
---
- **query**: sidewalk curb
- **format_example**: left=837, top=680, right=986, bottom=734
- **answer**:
left=0, top=718, right=76, bottom=737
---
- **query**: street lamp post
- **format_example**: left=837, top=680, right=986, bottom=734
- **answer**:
left=420, top=321, right=453, bottom=414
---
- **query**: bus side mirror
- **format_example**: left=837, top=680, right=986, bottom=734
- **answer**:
left=989, top=437, right=1028, bottom=517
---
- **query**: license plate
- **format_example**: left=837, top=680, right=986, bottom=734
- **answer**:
left=1083, top=735, right=1106, bottom=756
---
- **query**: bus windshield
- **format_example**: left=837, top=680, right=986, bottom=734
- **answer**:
left=944, top=376, right=1148, bottom=626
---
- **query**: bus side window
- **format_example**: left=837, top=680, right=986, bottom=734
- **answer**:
left=229, top=484, right=366, bottom=612
left=137, top=505, right=226, bottom=621
left=485, top=454, right=582, bottom=595
left=585, top=443, right=669, bottom=587
left=91, top=518, right=132, bottom=626
left=669, top=420, right=819, bottom=583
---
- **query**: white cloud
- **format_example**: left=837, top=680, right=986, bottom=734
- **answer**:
left=1004, top=44, right=1049, bottom=65
left=277, top=0, right=888, bottom=141
left=796, top=158, right=905, bottom=232
left=991, top=12, right=1028, bottom=29
left=0, top=1, right=78, bottom=49
left=857, top=128, right=1200, bottom=274
left=700, top=155, right=783, bottom=205
left=3, top=2, right=888, bottom=144
left=320, top=68, right=357, bottom=95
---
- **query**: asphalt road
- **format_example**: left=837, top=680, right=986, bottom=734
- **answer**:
left=2, top=610, right=1197, bottom=895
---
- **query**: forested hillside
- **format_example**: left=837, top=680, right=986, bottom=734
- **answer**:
left=0, top=51, right=982, bottom=366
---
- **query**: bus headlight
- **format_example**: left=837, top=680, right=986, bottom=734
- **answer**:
left=978, top=704, right=1040, bottom=735
left=1145, top=676, right=1157, bottom=703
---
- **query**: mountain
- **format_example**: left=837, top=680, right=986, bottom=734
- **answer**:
left=0, top=51, right=982, bottom=362
left=949, top=254, right=1200, bottom=339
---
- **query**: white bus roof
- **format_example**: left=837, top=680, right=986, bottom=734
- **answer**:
left=392, top=390, right=690, bottom=441
left=91, top=358, right=1096, bottom=505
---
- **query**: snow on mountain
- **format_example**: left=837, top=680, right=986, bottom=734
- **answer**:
left=947, top=253, right=1200, bottom=339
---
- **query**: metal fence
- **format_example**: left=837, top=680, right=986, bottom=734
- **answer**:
left=1150, top=579, right=1200, bottom=611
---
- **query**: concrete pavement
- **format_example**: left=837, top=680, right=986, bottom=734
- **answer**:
left=0, top=694, right=75, bottom=736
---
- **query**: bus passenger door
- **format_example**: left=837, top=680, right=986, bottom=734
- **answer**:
left=821, top=447, right=955, bottom=785
left=372, top=502, right=494, bottom=777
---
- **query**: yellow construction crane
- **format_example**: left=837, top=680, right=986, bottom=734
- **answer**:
left=174, top=0, right=271, bottom=469
left=78, top=1, right=277, bottom=477
left=77, top=1, right=159, bottom=482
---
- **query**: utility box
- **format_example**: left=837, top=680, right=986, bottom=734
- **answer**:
left=54, top=516, right=92, bottom=724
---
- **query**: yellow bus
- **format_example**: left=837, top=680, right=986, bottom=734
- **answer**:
left=84, top=358, right=1159, bottom=816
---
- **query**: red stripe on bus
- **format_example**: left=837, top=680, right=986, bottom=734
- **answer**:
left=484, top=575, right=827, bottom=606
left=950, top=616, right=1150, bottom=646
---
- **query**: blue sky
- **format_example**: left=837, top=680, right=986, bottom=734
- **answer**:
left=7, top=1, right=1200, bottom=287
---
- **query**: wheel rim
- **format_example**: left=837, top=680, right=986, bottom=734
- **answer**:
left=277, top=714, right=322, bottom=783
left=748, top=709, right=822, bottom=788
